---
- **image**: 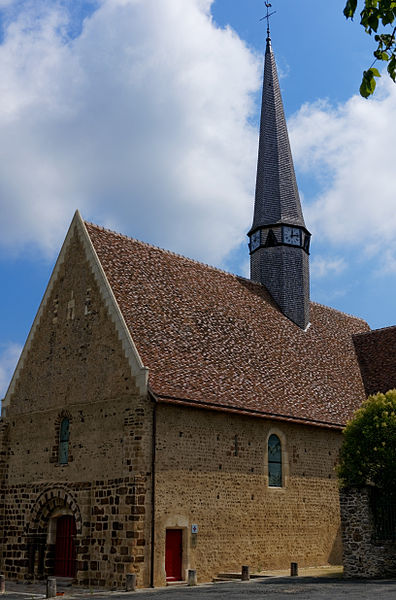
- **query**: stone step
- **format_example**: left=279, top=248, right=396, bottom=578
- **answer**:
left=55, top=577, right=73, bottom=587
left=213, top=572, right=266, bottom=582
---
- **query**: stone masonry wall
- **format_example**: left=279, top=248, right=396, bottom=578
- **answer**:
left=1, top=477, right=151, bottom=588
left=154, top=403, right=343, bottom=586
left=340, top=487, right=396, bottom=578
left=1, top=387, right=154, bottom=588
left=0, top=419, right=9, bottom=572
left=0, top=229, right=153, bottom=588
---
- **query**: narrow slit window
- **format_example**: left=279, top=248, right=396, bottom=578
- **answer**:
left=59, top=418, right=70, bottom=464
left=268, top=434, right=282, bottom=487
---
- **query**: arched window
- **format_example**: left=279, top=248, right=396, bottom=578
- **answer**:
left=59, top=418, right=70, bottom=465
left=268, top=434, right=282, bottom=487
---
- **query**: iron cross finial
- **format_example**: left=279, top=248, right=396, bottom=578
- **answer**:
left=260, top=1, right=276, bottom=40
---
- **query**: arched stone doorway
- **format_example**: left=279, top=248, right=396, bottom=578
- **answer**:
left=26, top=488, right=82, bottom=581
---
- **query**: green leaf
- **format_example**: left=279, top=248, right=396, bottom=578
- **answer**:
left=344, top=0, right=358, bottom=18
left=374, top=49, right=389, bottom=59
left=382, top=13, right=394, bottom=26
left=370, top=66, right=381, bottom=76
left=360, top=78, right=372, bottom=98
left=388, top=55, right=396, bottom=81
left=360, top=69, right=379, bottom=98
left=367, top=14, right=380, bottom=31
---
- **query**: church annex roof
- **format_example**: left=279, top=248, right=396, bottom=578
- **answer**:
left=86, top=221, right=369, bottom=429
left=353, top=325, right=396, bottom=397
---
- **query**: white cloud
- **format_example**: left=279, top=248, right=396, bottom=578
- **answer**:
left=289, top=77, right=396, bottom=271
left=0, top=342, right=22, bottom=399
left=0, top=0, right=259, bottom=265
left=311, top=256, right=346, bottom=279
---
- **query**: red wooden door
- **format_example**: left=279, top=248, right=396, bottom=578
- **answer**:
left=54, top=516, right=76, bottom=578
left=165, top=529, right=183, bottom=581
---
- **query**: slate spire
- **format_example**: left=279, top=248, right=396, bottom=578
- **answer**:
left=248, top=32, right=311, bottom=329
left=252, top=34, right=304, bottom=230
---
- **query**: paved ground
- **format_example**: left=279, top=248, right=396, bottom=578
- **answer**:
left=3, top=577, right=396, bottom=600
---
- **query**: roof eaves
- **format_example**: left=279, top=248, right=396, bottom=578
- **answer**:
left=153, top=392, right=345, bottom=431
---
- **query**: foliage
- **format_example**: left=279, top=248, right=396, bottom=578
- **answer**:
left=337, top=390, right=396, bottom=491
left=344, top=0, right=396, bottom=97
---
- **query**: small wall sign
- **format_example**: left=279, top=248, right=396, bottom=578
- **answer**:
left=191, top=524, right=198, bottom=534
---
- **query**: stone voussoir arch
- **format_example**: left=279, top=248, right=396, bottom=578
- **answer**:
left=26, top=486, right=82, bottom=535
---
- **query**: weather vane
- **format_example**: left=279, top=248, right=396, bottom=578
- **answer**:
left=260, top=2, right=276, bottom=38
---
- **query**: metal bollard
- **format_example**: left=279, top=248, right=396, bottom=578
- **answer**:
left=241, top=565, right=250, bottom=581
left=0, top=574, right=5, bottom=594
left=46, top=577, right=57, bottom=598
left=290, top=562, right=298, bottom=577
left=187, top=569, right=197, bottom=586
left=125, top=573, right=136, bottom=592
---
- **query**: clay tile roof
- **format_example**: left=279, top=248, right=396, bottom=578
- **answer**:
left=86, top=222, right=370, bottom=429
left=353, top=325, right=396, bottom=396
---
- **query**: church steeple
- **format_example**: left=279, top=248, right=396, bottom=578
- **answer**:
left=248, top=32, right=311, bottom=329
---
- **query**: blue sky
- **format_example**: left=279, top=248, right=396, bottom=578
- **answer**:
left=1, top=0, right=396, bottom=397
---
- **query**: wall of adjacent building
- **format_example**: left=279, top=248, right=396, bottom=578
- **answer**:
left=0, top=230, right=153, bottom=588
left=340, top=486, right=396, bottom=578
left=153, top=403, right=343, bottom=585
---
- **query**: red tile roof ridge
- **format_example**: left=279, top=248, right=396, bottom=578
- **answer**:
left=310, top=300, right=370, bottom=326
left=353, top=323, right=396, bottom=338
left=85, top=220, right=371, bottom=328
left=84, top=219, right=262, bottom=286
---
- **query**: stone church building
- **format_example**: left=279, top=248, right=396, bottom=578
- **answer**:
left=0, top=33, right=386, bottom=588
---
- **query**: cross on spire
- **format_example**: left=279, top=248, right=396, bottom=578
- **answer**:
left=260, top=2, right=276, bottom=40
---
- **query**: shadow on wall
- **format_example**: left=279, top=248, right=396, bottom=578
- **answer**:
left=328, top=525, right=342, bottom=565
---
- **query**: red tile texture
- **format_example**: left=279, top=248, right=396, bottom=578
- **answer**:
left=353, top=325, right=396, bottom=396
left=86, top=222, right=370, bottom=428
